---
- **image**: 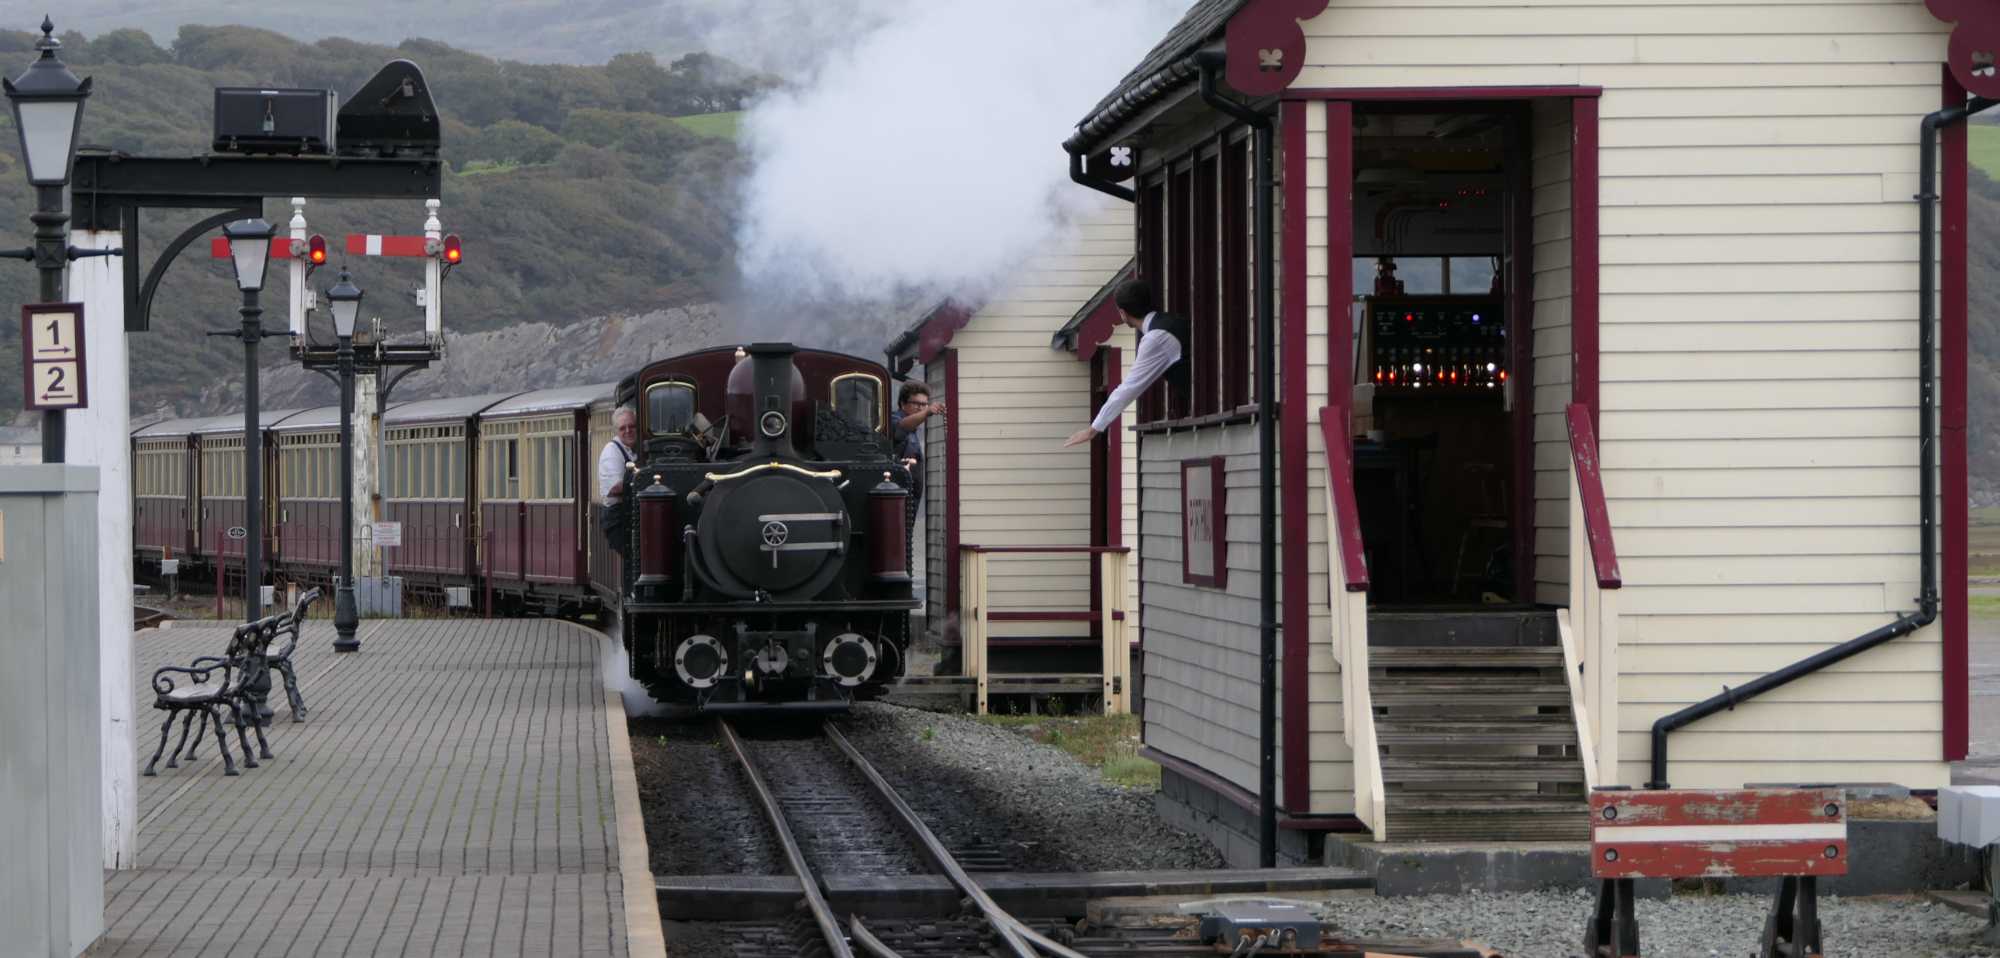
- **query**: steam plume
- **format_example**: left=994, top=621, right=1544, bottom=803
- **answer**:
left=727, top=0, right=1191, bottom=309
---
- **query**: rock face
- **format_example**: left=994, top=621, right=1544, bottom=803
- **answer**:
left=188, top=303, right=734, bottom=416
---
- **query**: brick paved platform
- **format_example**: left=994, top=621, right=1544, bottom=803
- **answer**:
left=99, top=617, right=658, bottom=957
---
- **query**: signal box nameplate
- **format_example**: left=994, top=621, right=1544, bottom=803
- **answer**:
left=22, top=303, right=87, bottom=410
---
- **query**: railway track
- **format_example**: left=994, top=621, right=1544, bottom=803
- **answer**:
left=717, top=718, right=1090, bottom=958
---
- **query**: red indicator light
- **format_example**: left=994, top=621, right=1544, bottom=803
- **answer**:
left=442, top=234, right=462, bottom=264
left=1498, top=369, right=1508, bottom=382
left=1404, top=313, right=1414, bottom=322
left=308, top=234, right=327, bottom=265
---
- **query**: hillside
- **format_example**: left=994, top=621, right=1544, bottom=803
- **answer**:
left=0, top=25, right=773, bottom=421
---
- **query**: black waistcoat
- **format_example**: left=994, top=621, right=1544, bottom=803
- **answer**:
left=1148, top=312, right=1192, bottom=396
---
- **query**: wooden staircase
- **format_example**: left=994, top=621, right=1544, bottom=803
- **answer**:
left=1367, top=611, right=1591, bottom=842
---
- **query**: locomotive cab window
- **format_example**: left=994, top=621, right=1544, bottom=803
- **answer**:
left=830, top=373, right=882, bottom=430
left=647, top=382, right=697, bottom=435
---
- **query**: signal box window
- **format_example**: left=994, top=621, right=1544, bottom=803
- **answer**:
left=831, top=373, right=882, bottom=430
left=647, top=382, right=697, bottom=435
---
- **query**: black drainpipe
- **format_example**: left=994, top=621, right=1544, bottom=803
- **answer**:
left=1196, top=49, right=1280, bottom=868
left=1645, top=93, right=1999, bottom=789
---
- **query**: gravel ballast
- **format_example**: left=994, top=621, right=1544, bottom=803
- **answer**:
left=837, top=702, right=1225, bottom=872
left=1318, top=888, right=1991, bottom=958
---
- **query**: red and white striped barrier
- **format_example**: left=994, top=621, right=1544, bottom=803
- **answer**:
left=1591, top=787, right=1848, bottom=880
left=1584, top=787, right=1845, bottom=958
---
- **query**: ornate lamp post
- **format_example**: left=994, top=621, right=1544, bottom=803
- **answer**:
left=5, top=17, right=97, bottom=463
left=325, top=269, right=363, bottom=653
left=220, top=217, right=277, bottom=625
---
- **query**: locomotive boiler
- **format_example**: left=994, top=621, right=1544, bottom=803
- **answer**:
left=614, top=343, right=918, bottom=712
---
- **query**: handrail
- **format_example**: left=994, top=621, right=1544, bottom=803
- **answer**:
left=1553, top=609, right=1602, bottom=791
left=1315, top=408, right=1370, bottom=592
left=1564, top=403, right=1621, bottom=589
left=960, top=545, right=1133, bottom=555
left=1316, top=407, right=1383, bottom=839
left=956, top=544, right=1132, bottom=715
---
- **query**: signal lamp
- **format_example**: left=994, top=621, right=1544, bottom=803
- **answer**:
left=441, top=233, right=462, bottom=265
left=308, top=233, right=328, bottom=265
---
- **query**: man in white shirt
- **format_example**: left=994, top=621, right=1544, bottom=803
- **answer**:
left=1064, top=278, right=1189, bottom=447
left=597, top=405, right=639, bottom=557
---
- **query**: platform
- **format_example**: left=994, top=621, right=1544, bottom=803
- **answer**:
left=97, top=617, right=662, bottom=957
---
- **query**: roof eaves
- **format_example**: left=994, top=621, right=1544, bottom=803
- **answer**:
left=1053, top=257, right=1137, bottom=352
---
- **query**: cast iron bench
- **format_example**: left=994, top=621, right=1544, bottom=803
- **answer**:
left=140, top=589, right=319, bottom=776
left=1585, top=786, right=1848, bottom=958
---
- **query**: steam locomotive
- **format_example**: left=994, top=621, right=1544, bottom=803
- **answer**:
left=129, top=341, right=911, bottom=713
left=609, top=343, right=918, bottom=712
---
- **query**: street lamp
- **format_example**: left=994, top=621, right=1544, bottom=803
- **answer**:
left=221, top=217, right=275, bottom=629
left=326, top=269, right=363, bottom=653
left=6, top=16, right=93, bottom=464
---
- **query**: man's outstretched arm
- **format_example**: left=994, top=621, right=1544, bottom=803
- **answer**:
left=1064, top=330, right=1181, bottom=447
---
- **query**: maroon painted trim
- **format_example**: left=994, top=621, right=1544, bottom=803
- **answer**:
left=1221, top=141, right=1251, bottom=407
left=1944, top=66, right=1971, bottom=762
left=1179, top=456, right=1228, bottom=589
left=1281, top=99, right=1314, bottom=815
left=21, top=302, right=88, bottom=411
left=914, top=302, right=976, bottom=365
left=1105, top=346, right=1123, bottom=554
left=1286, top=85, right=1603, bottom=101
left=961, top=545, right=1133, bottom=555
left=1565, top=403, right=1621, bottom=589
left=1193, top=152, right=1221, bottom=417
left=944, top=349, right=961, bottom=621
left=1141, top=744, right=1263, bottom=817
left=1572, top=97, right=1601, bottom=425
left=1317, top=408, right=1369, bottom=591
left=1276, top=815, right=1369, bottom=833
left=1508, top=104, right=1538, bottom=603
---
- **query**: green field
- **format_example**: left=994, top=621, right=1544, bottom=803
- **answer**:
left=670, top=111, right=743, bottom=140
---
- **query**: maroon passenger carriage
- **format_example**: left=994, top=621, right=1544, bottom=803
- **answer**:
left=598, top=344, right=918, bottom=712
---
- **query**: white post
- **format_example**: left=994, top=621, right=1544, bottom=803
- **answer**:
left=67, top=225, right=136, bottom=870
left=353, top=371, right=380, bottom=578
left=286, top=197, right=308, bottom=341
left=422, top=198, right=443, bottom=346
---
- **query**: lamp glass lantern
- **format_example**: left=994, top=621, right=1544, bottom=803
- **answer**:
left=4, top=19, right=91, bottom=188
left=327, top=270, right=364, bottom=339
left=222, top=218, right=276, bottom=293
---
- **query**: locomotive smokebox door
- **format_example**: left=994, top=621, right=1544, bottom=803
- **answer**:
left=696, top=469, right=847, bottom=599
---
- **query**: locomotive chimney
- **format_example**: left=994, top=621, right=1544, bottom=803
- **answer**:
left=729, top=343, right=810, bottom=459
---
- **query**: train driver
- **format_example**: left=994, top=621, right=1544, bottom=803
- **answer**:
left=1063, top=278, right=1190, bottom=448
left=598, top=405, right=640, bottom=557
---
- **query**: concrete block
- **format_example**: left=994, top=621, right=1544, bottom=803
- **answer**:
left=1940, top=786, right=2000, bottom=848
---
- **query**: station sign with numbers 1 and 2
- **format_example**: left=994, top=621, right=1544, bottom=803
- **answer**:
left=22, top=303, right=87, bottom=410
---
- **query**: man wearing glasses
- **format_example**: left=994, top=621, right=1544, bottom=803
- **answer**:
left=894, top=383, right=945, bottom=562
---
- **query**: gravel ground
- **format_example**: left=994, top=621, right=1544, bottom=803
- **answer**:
left=629, top=717, right=787, bottom=876
left=1319, top=888, right=1993, bottom=958
left=837, top=702, right=1225, bottom=872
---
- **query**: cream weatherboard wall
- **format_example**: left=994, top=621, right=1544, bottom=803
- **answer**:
left=918, top=197, right=1141, bottom=643
left=1532, top=99, right=1576, bottom=606
left=1290, top=0, right=1955, bottom=788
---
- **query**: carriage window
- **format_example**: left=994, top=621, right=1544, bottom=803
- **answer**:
left=647, top=382, right=697, bottom=435
left=831, top=374, right=882, bottom=430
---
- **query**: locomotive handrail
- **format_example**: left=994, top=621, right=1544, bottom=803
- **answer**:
left=959, top=545, right=1132, bottom=555
left=703, top=461, right=844, bottom=483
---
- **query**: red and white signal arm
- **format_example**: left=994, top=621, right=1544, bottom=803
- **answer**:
left=21, top=303, right=87, bottom=411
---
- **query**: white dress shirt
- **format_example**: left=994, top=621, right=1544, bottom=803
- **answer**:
left=597, top=438, right=635, bottom=504
left=1091, top=312, right=1183, bottom=433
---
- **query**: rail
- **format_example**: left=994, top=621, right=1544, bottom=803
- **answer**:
left=1316, top=408, right=1383, bottom=840
left=715, top=719, right=861, bottom=958
left=956, top=544, right=1133, bottom=716
left=1566, top=403, right=1621, bottom=786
